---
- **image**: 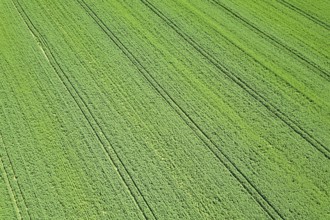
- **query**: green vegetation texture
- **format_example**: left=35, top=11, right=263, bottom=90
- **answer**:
left=0, top=0, right=329, bottom=219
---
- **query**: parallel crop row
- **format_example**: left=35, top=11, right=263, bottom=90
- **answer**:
left=12, top=0, right=155, bottom=219
left=78, top=0, right=282, bottom=219
left=1, top=0, right=329, bottom=219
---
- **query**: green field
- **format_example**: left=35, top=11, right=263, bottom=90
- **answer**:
left=0, top=0, right=329, bottom=219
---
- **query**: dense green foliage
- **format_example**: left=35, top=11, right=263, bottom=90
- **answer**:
left=0, top=0, right=329, bottom=219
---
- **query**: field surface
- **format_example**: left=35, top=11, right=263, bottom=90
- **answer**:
left=0, top=0, right=329, bottom=219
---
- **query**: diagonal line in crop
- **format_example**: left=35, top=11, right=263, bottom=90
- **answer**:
left=173, top=0, right=324, bottom=108
left=210, top=0, right=330, bottom=81
left=77, top=1, right=286, bottom=219
left=140, top=0, right=330, bottom=160
left=275, top=0, right=330, bottom=31
left=11, top=1, right=156, bottom=219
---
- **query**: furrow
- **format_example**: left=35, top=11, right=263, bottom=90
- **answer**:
left=210, top=0, right=330, bottom=81
left=0, top=136, right=31, bottom=220
left=12, top=1, right=155, bottom=219
left=78, top=1, right=285, bottom=219
left=276, top=0, right=330, bottom=30
left=140, top=0, right=330, bottom=159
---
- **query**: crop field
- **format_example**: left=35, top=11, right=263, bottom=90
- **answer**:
left=0, top=0, right=329, bottom=219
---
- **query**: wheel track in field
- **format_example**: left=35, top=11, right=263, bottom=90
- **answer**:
left=74, top=47, right=211, bottom=215
left=78, top=1, right=285, bottom=219
left=140, top=0, right=330, bottom=159
left=210, top=0, right=330, bottom=81
left=173, top=0, right=322, bottom=109
left=275, top=0, right=330, bottom=31
left=12, top=1, right=156, bottom=219
left=0, top=135, right=30, bottom=220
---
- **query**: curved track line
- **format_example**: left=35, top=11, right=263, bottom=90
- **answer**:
left=78, top=1, right=286, bottom=219
left=12, top=1, right=156, bottom=219
left=210, top=0, right=330, bottom=81
left=140, top=0, right=330, bottom=159
left=276, top=0, right=330, bottom=31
